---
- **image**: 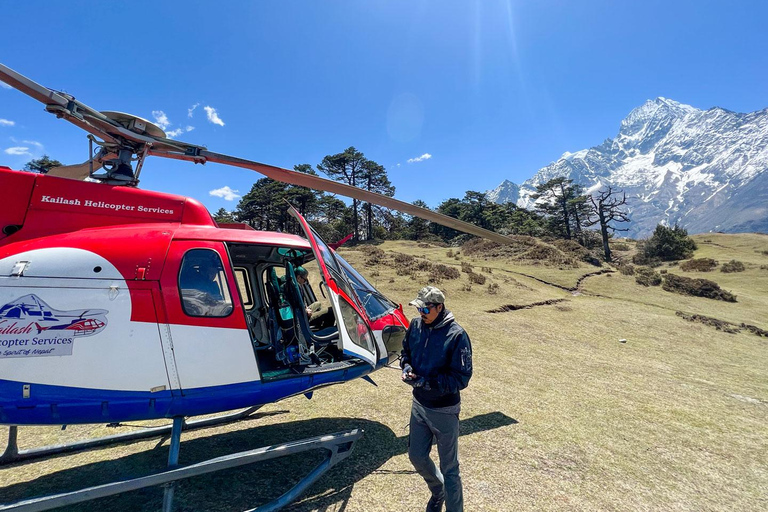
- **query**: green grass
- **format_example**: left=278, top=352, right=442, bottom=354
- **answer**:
left=1, top=234, right=766, bottom=511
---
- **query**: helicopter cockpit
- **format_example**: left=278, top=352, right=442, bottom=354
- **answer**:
left=226, top=242, right=367, bottom=380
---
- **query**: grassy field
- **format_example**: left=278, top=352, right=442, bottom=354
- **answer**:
left=1, top=234, right=767, bottom=511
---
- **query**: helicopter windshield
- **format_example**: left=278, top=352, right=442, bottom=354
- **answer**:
left=334, top=253, right=397, bottom=320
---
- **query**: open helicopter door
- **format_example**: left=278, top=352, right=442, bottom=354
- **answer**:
left=288, top=208, right=378, bottom=367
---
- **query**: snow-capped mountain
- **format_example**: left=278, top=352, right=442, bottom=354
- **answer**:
left=488, top=98, right=768, bottom=238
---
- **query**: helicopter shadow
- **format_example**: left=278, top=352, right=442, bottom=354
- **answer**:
left=0, top=412, right=516, bottom=512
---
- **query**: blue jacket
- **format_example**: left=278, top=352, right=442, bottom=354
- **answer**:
left=400, top=309, right=472, bottom=408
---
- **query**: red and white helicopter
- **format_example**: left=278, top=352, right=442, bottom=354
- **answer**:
left=0, top=63, right=512, bottom=511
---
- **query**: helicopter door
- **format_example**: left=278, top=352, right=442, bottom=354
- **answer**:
left=288, top=208, right=377, bottom=366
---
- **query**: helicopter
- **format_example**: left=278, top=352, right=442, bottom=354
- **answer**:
left=0, top=63, right=513, bottom=511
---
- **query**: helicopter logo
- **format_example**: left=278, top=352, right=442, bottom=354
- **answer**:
left=0, top=294, right=108, bottom=358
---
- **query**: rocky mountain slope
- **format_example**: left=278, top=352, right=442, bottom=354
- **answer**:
left=488, top=98, right=768, bottom=238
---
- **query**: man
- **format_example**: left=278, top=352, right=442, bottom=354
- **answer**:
left=293, top=266, right=335, bottom=330
left=401, top=286, right=472, bottom=512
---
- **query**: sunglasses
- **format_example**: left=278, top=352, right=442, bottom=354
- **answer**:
left=417, top=304, right=436, bottom=315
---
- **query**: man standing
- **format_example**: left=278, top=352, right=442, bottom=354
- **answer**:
left=401, top=286, right=473, bottom=512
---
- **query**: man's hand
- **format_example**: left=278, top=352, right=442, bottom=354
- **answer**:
left=402, top=364, right=416, bottom=384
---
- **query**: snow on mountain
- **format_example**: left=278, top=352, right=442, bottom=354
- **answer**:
left=486, top=179, right=520, bottom=204
left=488, top=98, right=768, bottom=238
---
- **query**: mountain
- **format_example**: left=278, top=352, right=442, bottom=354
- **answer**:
left=488, top=98, right=768, bottom=238
left=486, top=179, right=520, bottom=204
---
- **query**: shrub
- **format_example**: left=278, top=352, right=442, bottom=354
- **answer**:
left=468, top=272, right=487, bottom=285
left=612, top=242, right=631, bottom=251
left=415, top=259, right=434, bottom=271
left=640, top=224, right=697, bottom=261
left=446, top=249, right=454, bottom=258
left=364, top=247, right=386, bottom=266
left=393, top=252, right=415, bottom=265
left=635, top=267, right=662, bottom=286
left=487, top=282, right=500, bottom=294
left=430, top=264, right=460, bottom=281
left=618, top=264, right=636, bottom=276
left=481, top=266, right=493, bottom=274
left=461, top=283, right=472, bottom=292
left=662, top=274, right=737, bottom=302
left=720, top=260, right=745, bottom=273
left=461, top=261, right=473, bottom=273
left=680, top=258, right=717, bottom=272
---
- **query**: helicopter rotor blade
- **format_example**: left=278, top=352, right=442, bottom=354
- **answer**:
left=1, top=62, right=515, bottom=245
left=148, top=149, right=517, bottom=245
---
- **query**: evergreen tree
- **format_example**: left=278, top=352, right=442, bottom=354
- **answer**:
left=316, top=147, right=367, bottom=240
left=530, top=177, right=578, bottom=239
left=24, top=155, right=62, bottom=174
left=212, top=208, right=235, bottom=224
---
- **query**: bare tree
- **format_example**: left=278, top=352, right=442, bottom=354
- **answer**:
left=585, top=187, right=630, bottom=262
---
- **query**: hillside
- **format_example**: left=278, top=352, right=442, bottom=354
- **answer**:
left=1, top=234, right=766, bottom=511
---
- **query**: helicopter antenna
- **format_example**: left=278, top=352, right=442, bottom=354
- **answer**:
left=0, top=62, right=518, bottom=245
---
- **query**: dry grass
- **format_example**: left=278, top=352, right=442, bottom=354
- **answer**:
left=1, top=234, right=767, bottom=511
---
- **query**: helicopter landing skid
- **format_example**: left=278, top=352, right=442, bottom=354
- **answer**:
left=0, top=406, right=263, bottom=466
left=0, top=424, right=362, bottom=512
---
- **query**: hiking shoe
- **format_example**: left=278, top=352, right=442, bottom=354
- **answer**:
left=426, top=494, right=445, bottom=512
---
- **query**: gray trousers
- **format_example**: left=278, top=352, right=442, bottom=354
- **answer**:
left=408, top=399, right=463, bottom=512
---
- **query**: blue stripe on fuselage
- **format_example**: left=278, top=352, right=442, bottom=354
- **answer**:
left=0, top=363, right=372, bottom=425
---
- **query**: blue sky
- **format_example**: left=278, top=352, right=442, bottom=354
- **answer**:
left=2, top=1, right=767, bottom=212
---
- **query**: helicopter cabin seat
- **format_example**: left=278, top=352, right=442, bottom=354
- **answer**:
left=283, top=263, right=339, bottom=345
left=265, top=267, right=297, bottom=349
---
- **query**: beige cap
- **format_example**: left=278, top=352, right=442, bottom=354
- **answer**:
left=408, top=286, right=446, bottom=308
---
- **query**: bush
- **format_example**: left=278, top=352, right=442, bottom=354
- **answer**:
left=635, top=267, right=661, bottom=286
left=618, top=264, right=636, bottom=276
left=662, top=274, right=737, bottom=302
left=720, top=260, right=745, bottom=273
left=640, top=224, right=697, bottom=261
left=446, top=249, right=454, bottom=258
left=461, top=261, right=473, bottom=273
left=481, top=266, right=493, bottom=274
left=393, top=252, right=415, bottom=265
left=468, top=272, right=487, bottom=285
left=363, top=247, right=386, bottom=266
left=612, top=242, right=631, bottom=251
left=487, top=282, right=500, bottom=294
left=680, top=258, right=717, bottom=272
left=430, top=264, right=460, bottom=282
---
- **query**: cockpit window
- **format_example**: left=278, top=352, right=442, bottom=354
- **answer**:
left=179, top=249, right=233, bottom=317
left=335, top=253, right=396, bottom=320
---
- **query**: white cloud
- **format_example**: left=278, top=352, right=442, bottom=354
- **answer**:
left=0, top=119, right=14, bottom=126
left=209, top=186, right=241, bottom=201
left=164, top=125, right=195, bottom=139
left=407, top=153, right=432, bottom=164
left=0, top=81, right=11, bottom=90
left=22, top=139, right=43, bottom=149
left=151, top=110, right=171, bottom=130
left=4, top=146, right=31, bottom=156
left=204, top=106, right=225, bottom=126
left=188, top=103, right=200, bottom=118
